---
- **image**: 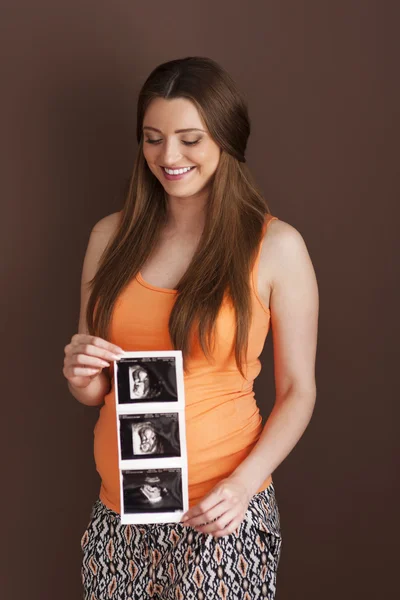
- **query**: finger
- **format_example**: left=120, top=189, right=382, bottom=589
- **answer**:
left=75, top=343, right=123, bottom=363
left=71, top=366, right=100, bottom=377
left=77, top=342, right=124, bottom=361
left=195, top=508, right=238, bottom=535
left=181, top=491, right=226, bottom=522
left=72, top=353, right=111, bottom=369
left=72, top=334, right=124, bottom=357
left=212, top=518, right=242, bottom=539
left=183, top=500, right=230, bottom=528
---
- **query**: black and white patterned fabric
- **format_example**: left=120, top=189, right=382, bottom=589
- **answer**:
left=81, top=483, right=282, bottom=600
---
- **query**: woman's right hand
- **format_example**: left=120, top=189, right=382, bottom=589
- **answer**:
left=63, top=334, right=125, bottom=389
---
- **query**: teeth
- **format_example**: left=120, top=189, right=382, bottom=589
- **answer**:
left=164, top=166, right=194, bottom=175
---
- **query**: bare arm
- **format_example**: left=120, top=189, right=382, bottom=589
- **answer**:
left=64, top=212, right=124, bottom=407
left=180, top=219, right=319, bottom=536
left=231, top=219, right=319, bottom=493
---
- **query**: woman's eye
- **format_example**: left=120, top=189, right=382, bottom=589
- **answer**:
left=144, top=139, right=201, bottom=146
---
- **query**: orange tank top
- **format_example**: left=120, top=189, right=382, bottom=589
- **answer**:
left=94, top=214, right=278, bottom=512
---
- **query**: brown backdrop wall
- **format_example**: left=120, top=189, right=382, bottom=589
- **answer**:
left=1, top=2, right=398, bottom=598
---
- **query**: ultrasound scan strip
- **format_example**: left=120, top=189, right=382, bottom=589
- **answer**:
left=114, top=350, right=188, bottom=524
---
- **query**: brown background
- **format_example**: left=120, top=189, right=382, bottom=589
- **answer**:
left=1, top=1, right=399, bottom=598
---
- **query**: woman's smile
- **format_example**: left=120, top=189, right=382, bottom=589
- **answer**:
left=161, top=165, right=197, bottom=181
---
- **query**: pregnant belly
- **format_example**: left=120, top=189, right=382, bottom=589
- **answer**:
left=185, top=394, right=263, bottom=484
left=94, top=391, right=263, bottom=510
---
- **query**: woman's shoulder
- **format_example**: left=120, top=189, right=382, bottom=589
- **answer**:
left=91, top=210, right=123, bottom=236
left=86, top=210, right=123, bottom=256
left=261, top=215, right=306, bottom=253
left=78, top=211, right=124, bottom=334
left=81, top=210, right=123, bottom=279
left=259, top=215, right=314, bottom=286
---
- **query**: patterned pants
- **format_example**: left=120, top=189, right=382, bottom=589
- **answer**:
left=81, top=482, right=282, bottom=600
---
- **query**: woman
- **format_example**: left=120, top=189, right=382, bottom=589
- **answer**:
left=63, top=56, right=319, bottom=600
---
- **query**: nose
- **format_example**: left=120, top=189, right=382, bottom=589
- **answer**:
left=159, top=137, right=182, bottom=166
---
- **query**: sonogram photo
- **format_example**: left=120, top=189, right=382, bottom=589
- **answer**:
left=119, top=413, right=181, bottom=460
left=116, top=357, right=178, bottom=404
left=122, top=469, right=183, bottom=514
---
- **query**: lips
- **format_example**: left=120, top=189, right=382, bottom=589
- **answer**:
left=161, top=166, right=196, bottom=181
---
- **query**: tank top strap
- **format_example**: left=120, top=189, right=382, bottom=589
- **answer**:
left=251, top=213, right=278, bottom=313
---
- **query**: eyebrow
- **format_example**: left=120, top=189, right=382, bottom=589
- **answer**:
left=143, top=126, right=206, bottom=134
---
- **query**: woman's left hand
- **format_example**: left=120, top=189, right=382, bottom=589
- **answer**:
left=180, top=476, right=253, bottom=538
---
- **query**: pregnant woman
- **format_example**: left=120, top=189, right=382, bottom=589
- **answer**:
left=63, top=56, right=319, bottom=600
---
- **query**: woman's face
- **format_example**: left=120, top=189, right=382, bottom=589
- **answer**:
left=142, top=97, right=221, bottom=199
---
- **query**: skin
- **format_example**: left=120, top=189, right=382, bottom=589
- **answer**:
left=64, top=96, right=319, bottom=539
left=139, top=97, right=221, bottom=288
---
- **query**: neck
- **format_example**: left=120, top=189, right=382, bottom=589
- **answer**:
left=164, top=190, right=208, bottom=235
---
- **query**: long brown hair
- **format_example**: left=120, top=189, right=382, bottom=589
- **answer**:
left=86, top=56, right=271, bottom=378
